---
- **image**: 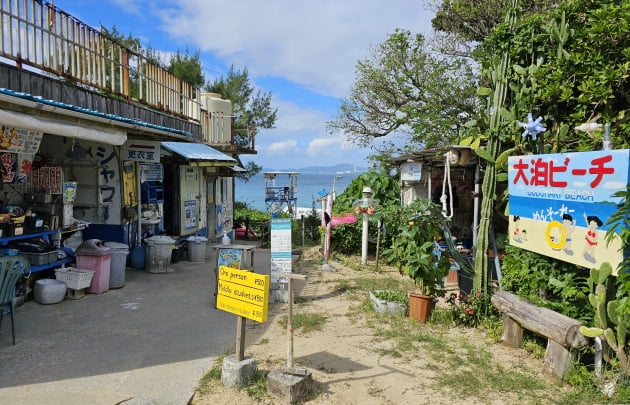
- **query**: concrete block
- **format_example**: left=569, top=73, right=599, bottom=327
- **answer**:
left=320, top=263, right=336, bottom=272
left=267, top=368, right=314, bottom=404
left=221, top=355, right=257, bottom=388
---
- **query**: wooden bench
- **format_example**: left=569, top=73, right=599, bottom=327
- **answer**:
left=491, top=290, right=590, bottom=378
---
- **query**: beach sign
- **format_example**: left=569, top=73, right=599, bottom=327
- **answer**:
left=216, top=266, right=270, bottom=322
left=507, top=149, right=628, bottom=274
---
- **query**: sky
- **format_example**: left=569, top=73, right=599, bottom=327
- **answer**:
left=51, top=0, right=436, bottom=170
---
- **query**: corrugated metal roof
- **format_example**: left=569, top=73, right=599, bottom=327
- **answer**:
left=161, top=142, right=236, bottom=163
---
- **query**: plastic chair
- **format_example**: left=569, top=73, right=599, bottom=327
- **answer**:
left=0, top=255, right=30, bottom=345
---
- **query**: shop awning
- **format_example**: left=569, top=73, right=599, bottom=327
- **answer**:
left=0, top=107, right=127, bottom=145
left=160, top=142, right=236, bottom=166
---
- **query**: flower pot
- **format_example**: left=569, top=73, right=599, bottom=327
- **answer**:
left=408, top=293, right=435, bottom=323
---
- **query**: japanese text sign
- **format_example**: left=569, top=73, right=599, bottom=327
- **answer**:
left=507, top=149, right=629, bottom=274
left=216, top=266, right=269, bottom=322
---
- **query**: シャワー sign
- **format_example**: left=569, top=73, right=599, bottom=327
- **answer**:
left=216, top=266, right=269, bottom=322
left=507, top=149, right=628, bottom=274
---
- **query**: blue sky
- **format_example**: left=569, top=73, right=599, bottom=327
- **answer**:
left=52, top=0, right=435, bottom=169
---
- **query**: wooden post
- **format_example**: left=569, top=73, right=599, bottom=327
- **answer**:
left=272, top=272, right=307, bottom=374
left=235, top=316, right=246, bottom=361
left=287, top=277, right=294, bottom=368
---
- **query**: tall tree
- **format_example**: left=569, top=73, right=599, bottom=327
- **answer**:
left=206, top=66, right=277, bottom=179
left=427, top=0, right=560, bottom=56
left=168, top=48, right=205, bottom=89
left=328, top=30, right=477, bottom=156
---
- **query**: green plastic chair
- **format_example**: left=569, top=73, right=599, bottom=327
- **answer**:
left=0, top=255, right=30, bottom=345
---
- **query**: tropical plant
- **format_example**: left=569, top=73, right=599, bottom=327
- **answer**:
left=580, top=263, right=629, bottom=377
left=380, top=198, right=450, bottom=296
left=330, top=170, right=400, bottom=256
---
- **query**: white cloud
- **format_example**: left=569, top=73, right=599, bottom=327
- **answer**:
left=156, top=0, right=434, bottom=98
left=266, top=139, right=298, bottom=156
left=307, top=137, right=345, bottom=157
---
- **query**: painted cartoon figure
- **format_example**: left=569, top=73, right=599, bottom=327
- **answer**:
left=582, top=213, right=603, bottom=263
left=512, top=215, right=522, bottom=243
left=562, top=214, right=576, bottom=255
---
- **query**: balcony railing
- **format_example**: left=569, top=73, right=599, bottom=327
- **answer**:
left=0, top=0, right=252, bottom=149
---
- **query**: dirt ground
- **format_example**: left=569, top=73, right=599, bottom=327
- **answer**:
left=191, top=247, right=563, bottom=405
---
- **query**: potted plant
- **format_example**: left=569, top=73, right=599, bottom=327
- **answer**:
left=381, top=199, right=451, bottom=322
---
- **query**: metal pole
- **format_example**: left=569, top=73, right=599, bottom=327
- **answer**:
left=324, top=194, right=332, bottom=263
left=361, top=212, right=368, bottom=265
left=136, top=163, right=142, bottom=245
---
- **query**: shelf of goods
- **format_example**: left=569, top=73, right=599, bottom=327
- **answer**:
left=0, top=230, right=74, bottom=273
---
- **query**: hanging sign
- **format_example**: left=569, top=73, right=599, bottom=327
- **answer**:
left=507, top=149, right=628, bottom=274
left=216, top=266, right=269, bottom=322
left=0, top=125, right=42, bottom=154
left=122, top=140, right=160, bottom=163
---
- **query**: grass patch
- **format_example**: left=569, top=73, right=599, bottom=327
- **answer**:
left=196, top=354, right=226, bottom=395
left=278, top=312, right=327, bottom=333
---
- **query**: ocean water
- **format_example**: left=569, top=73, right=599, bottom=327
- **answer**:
left=236, top=172, right=362, bottom=212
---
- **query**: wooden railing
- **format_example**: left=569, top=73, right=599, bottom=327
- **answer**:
left=0, top=0, right=202, bottom=121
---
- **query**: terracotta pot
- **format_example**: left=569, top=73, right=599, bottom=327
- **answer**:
left=408, top=293, right=435, bottom=323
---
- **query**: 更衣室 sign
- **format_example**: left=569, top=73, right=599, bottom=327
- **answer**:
left=216, top=266, right=270, bottom=322
left=507, top=149, right=628, bottom=274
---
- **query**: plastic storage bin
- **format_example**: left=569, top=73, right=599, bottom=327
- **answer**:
left=186, top=236, right=208, bottom=262
left=104, top=241, right=129, bottom=288
left=76, top=239, right=111, bottom=294
left=55, top=267, right=95, bottom=290
left=145, top=235, right=175, bottom=273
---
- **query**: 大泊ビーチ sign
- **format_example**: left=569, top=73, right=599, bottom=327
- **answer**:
left=507, top=149, right=628, bottom=274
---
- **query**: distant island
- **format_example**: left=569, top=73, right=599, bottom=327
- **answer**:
left=263, top=163, right=368, bottom=174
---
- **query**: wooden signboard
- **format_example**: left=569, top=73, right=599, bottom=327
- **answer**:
left=216, top=266, right=269, bottom=322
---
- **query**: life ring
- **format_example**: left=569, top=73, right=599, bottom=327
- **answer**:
left=545, top=220, right=566, bottom=250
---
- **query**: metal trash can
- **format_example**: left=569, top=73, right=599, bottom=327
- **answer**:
left=76, top=239, right=111, bottom=294
left=187, top=236, right=208, bottom=262
left=145, top=235, right=176, bottom=273
left=104, top=241, right=129, bottom=288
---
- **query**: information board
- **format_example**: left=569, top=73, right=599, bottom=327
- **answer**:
left=216, top=266, right=270, bottom=322
left=270, top=218, right=292, bottom=283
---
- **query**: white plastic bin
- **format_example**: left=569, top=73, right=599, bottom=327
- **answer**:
left=187, top=236, right=208, bottom=262
left=145, top=235, right=175, bottom=273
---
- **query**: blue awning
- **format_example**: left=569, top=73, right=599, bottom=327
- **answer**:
left=161, top=142, right=236, bottom=166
